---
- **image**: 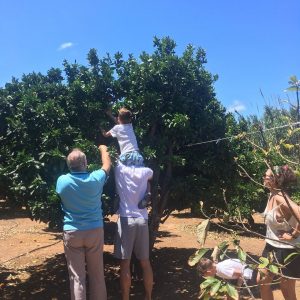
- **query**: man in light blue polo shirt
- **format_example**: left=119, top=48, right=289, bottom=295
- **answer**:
left=56, top=145, right=111, bottom=300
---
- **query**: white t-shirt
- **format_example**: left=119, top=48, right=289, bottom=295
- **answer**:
left=216, top=259, right=253, bottom=280
left=114, top=163, right=153, bottom=219
left=109, top=124, right=139, bottom=154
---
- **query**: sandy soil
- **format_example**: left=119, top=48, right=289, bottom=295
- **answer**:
left=0, top=210, right=299, bottom=299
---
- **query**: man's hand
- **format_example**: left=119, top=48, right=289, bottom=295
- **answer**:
left=98, top=145, right=108, bottom=152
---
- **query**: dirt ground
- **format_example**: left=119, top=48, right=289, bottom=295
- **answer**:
left=0, top=209, right=299, bottom=299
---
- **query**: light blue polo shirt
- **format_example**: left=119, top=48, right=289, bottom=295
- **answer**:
left=56, top=169, right=107, bottom=231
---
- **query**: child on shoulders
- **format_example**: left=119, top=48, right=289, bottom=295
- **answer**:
left=101, top=107, right=144, bottom=167
left=102, top=107, right=151, bottom=209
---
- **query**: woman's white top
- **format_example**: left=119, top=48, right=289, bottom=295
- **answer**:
left=264, top=197, right=300, bottom=248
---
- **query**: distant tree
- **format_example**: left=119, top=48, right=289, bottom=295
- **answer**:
left=286, top=75, right=300, bottom=122
left=0, top=62, right=114, bottom=227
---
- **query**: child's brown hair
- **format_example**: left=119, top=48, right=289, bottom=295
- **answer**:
left=197, top=258, right=213, bottom=276
left=118, top=108, right=132, bottom=124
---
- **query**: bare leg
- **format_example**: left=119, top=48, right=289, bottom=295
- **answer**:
left=257, top=269, right=275, bottom=300
left=120, top=259, right=131, bottom=300
left=280, top=278, right=297, bottom=300
left=139, top=259, right=153, bottom=300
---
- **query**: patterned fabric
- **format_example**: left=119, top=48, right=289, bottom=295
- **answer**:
left=119, top=150, right=144, bottom=166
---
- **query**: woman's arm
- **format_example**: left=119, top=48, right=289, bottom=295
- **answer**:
left=276, top=194, right=300, bottom=239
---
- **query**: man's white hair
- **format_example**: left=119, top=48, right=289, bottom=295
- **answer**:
left=67, top=148, right=87, bottom=172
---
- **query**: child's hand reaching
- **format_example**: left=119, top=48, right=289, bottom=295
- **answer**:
left=237, top=276, right=244, bottom=287
left=101, top=128, right=112, bottom=138
left=105, top=108, right=118, bottom=124
left=105, top=107, right=113, bottom=116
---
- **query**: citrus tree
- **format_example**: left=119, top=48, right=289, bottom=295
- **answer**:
left=0, top=37, right=239, bottom=243
left=106, top=37, right=236, bottom=246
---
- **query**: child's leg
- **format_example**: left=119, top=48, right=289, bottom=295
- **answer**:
left=138, top=180, right=151, bottom=209
left=119, top=153, right=129, bottom=165
left=113, top=193, right=120, bottom=214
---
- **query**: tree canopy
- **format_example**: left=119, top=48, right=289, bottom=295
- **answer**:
left=0, top=36, right=298, bottom=246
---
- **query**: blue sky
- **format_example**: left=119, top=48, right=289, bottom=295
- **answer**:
left=0, top=0, right=299, bottom=116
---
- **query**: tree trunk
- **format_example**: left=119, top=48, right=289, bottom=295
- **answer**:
left=149, top=145, right=173, bottom=250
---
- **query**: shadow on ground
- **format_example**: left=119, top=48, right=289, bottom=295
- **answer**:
left=1, top=246, right=201, bottom=300
left=172, top=211, right=266, bottom=236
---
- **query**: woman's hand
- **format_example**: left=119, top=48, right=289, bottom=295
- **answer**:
left=277, top=230, right=294, bottom=241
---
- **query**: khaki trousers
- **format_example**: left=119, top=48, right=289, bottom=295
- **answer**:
left=63, top=227, right=107, bottom=300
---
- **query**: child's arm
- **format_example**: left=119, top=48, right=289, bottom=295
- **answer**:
left=105, top=108, right=118, bottom=124
left=101, top=128, right=112, bottom=138
left=233, top=268, right=244, bottom=287
left=232, top=269, right=242, bottom=278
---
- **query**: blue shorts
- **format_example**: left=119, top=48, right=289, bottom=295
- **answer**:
left=119, top=151, right=144, bottom=167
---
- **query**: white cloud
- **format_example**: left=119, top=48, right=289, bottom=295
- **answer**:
left=58, top=42, right=74, bottom=51
left=227, top=100, right=246, bottom=113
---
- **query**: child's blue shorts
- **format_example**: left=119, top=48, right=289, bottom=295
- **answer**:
left=119, top=151, right=144, bottom=167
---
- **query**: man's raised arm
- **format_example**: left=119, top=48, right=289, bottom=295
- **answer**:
left=98, top=145, right=111, bottom=174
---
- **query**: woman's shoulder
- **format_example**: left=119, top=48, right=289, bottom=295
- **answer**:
left=273, top=193, right=297, bottom=210
left=273, top=193, right=289, bottom=206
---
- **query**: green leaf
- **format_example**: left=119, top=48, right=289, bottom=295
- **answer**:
left=196, top=219, right=210, bottom=246
left=211, top=241, right=229, bottom=261
left=223, top=212, right=230, bottom=223
left=203, top=293, right=210, bottom=300
left=281, top=143, right=294, bottom=150
left=200, top=277, right=219, bottom=289
left=226, top=283, right=239, bottom=300
left=210, top=280, right=221, bottom=296
left=211, top=246, right=219, bottom=262
left=237, top=248, right=247, bottom=262
left=268, top=264, right=279, bottom=274
left=219, top=284, right=227, bottom=293
left=218, top=241, right=229, bottom=251
left=219, top=250, right=228, bottom=261
left=284, top=252, right=300, bottom=264
left=188, top=248, right=209, bottom=266
left=258, top=257, right=269, bottom=268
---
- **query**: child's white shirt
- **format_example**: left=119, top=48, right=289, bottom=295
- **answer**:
left=216, top=259, right=253, bottom=280
left=109, top=124, right=139, bottom=154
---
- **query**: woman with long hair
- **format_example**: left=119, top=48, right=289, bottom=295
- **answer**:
left=258, top=165, right=300, bottom=300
